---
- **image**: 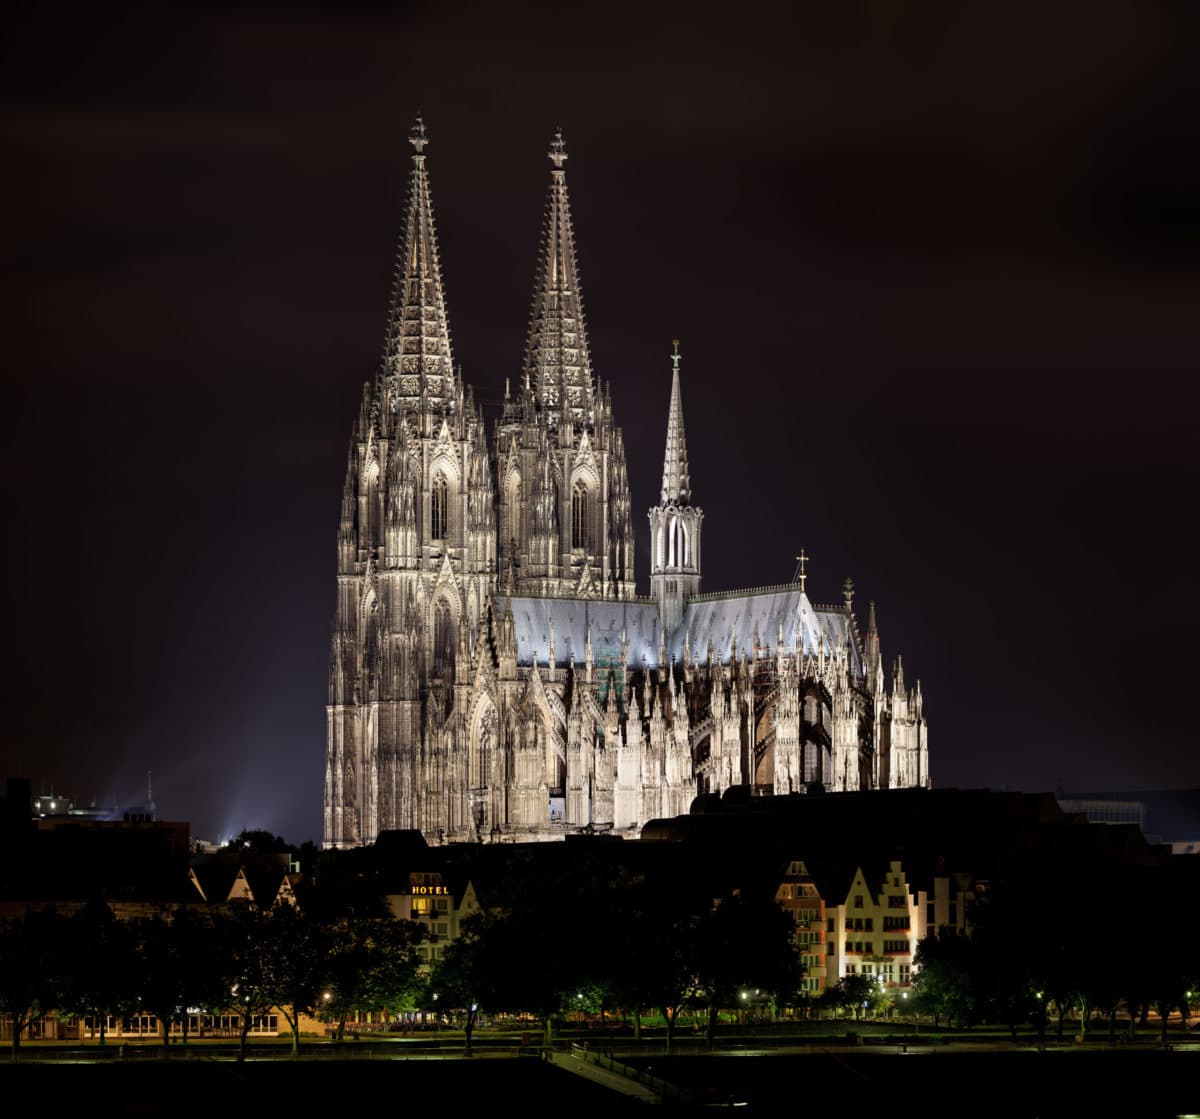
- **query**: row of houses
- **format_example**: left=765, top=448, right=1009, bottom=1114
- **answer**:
left=775, top=856, right=973, bottom=997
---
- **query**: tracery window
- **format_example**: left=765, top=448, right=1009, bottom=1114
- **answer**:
left=572, top=483, right=588, bottom=550
left=433, top=601, right=454, bottom=674
left=431, top=474, right=448, bottom=541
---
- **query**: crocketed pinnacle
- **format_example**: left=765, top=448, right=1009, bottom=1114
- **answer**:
left=659, top=341, right=692, bottom=505
left=522, top=128, right=594, bottom=425
left=380, top=115, right=456, bottom=412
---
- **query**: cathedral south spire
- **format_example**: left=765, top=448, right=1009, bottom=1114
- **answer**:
left=379, top=114, right=456, bottom=418
left=649, top=342, right=703, bottom=633
left=522, top=128, right=594, bottom=426
left=495, top=130, right=636, bottom=601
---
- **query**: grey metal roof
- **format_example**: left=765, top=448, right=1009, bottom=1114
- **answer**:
left=508, top=597, right=662, bottom=668
left=508, top=589, right=862, bottom=678
left=675, top=590, right=862, bottom=678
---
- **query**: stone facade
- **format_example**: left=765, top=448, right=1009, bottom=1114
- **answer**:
left=323, top=121, right=930, bottom=849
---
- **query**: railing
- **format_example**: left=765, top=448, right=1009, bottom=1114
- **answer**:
left=566, top=1043, right=689, bottom=1103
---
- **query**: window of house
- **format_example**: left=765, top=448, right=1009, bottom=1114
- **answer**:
left=853, top=895, right=864, bottom=909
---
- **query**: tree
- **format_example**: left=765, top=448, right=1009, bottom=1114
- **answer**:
left=615, top=893, right=697, bottom=1051
left=233, top=829, right=293, bottom=855
left=59, top=901, right=136, bottom=1047
left=428, top=914, right=496, bottom=1055
left=131, top=909, right=224, bottom=1058
left=913, top=928, right=976, bottom=1028
left=318, top=916, right=424, bottom=1040
left=266, top=905, right=326, bottom=1055
left=835, top=973, right=881, bottom=1020
left=690, top=893, right=802, bottom=1044
left=220, top=906, right=287, bottom=1062
left=0, top=909, right=68, bottom=1061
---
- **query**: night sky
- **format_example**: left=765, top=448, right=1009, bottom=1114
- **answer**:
left=3, top=3, right=1198, bottom=844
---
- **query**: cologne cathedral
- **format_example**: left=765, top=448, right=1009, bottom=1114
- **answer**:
left=323, top=120, right=930, bottom=849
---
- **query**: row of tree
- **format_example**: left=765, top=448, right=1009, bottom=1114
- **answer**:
left=912, top=868, right=1198, bottom=1046
left=0, top=842, right=809, bottom=1059
left=0, top=900, right=427, bottom=1059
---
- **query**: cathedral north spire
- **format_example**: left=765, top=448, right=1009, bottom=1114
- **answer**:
left=660, top=340, right=692, bottom=505
left=379, top=114, right=456, bottom=415
left=522, top=128, right=594, bottom=425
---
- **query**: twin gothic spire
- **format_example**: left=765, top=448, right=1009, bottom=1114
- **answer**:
left=522, top=128, right=595, bottom=427
left=381, top=120, right=598, bottom=428
left=380, top=116, right=456, bottom=414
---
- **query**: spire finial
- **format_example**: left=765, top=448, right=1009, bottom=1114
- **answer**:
left=410, top=114, right=428, bottom=154
left=843, top=576, right=855, bottom=611
left=793, top=548, right=809, bottom=594
left=671, top=339, right=681, bottom=372
left=549, top=127, right=567, bottom=170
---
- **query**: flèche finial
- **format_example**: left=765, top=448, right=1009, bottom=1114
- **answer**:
left=671, top=339, right=681, bottom=372
left=794, top=547, right=809, bottom=594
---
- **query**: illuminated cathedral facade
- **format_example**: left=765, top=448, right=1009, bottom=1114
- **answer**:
left=323, top=121, right=929, bottom=848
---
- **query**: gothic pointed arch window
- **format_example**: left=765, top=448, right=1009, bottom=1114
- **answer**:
left=431, top=473, right=448, bottom=541
left=572, top=483, right=589, bottom=550
left=433, top=600, right=454, bottom=675
left=505, top=471, right=522, bottom=553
